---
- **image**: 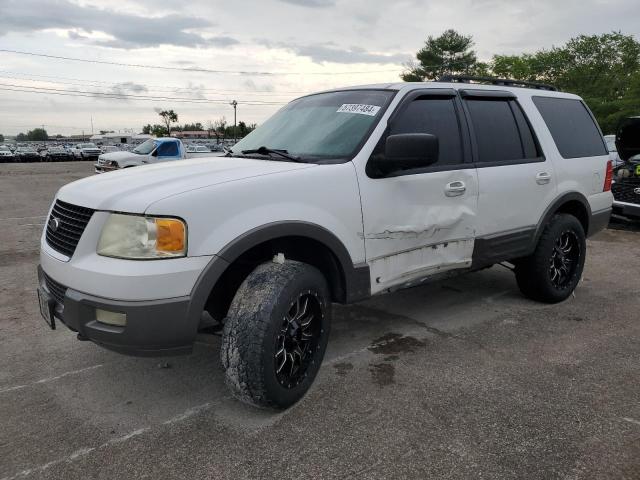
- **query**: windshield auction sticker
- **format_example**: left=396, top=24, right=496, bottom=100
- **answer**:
left=336, top=104, right=381, bottom=116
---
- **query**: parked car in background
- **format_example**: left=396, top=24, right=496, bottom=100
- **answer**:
left=604, top=135, right=624, bottom=168
left=612, top=117, right=640, bottom=220
left=45, top=147, right=74, bottom=162
left=186, top=144, right=211, bottom=153
left=72, top=143, right=102, bottom=161
left=0, top=147, right=14, bottom=162
left=95, top=138, right=221, bottom=173
left=14, top=146, right=40, bottom=162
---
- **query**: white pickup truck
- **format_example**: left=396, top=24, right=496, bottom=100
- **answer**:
left=94, top=138, right=221, bottom=173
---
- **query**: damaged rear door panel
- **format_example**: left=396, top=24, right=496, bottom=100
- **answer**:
left=356, top=90, right=479, bottom=294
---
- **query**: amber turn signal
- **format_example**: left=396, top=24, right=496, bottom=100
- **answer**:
left=156, top=218, right=186, bottom=253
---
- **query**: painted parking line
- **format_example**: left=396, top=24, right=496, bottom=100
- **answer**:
left=622, top=417, right=640, bottom=427
left=1, top=215, right=46, bottom=222
left=0, top=364, right=104, bottom=394
left=0, top=398, right=229, bottom=480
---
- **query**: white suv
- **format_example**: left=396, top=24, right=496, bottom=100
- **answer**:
left=38, top=78, right=614, bottom=409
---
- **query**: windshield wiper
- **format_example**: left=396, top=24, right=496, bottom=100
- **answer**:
left=240, top=146, right=303, bottom=162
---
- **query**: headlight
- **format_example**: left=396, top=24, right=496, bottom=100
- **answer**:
left=97, top=214, right=186, bottom=259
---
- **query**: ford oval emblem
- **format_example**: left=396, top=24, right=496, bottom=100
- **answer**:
left=49, top=216, right=60, bottom=232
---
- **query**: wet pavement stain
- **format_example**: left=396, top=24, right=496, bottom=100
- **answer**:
left=333, top=362, right=354, bottom=376
left=369, top=333, right=427, bottom=355
left=369, top=363, right=395, bottom=387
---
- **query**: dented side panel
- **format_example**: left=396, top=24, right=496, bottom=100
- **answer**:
left=357, top=167, right=479, bottom=294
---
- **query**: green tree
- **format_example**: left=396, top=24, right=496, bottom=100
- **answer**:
left=489, top=32, right=640, bottom=133
left=182, top=122, right=204, bottom=131
left=402, top=29, right=479, bottom=81
left=158, top=109, right=178, bottom=136
left=27, top=128, right=48, bottom=141
left=16, top=132, right=26, bottom=141
left=0, top=134, right=4, bottom=143
left=151, top=124, right=167, bottom=137
left=142, top=124, right=152, bottom=135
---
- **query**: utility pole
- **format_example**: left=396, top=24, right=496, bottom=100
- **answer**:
left=230, top=100, right=238, bottom=144
left=90, top=116, right=94, bottom=135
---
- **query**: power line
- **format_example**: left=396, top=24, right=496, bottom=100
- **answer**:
left=0, top=49, right=402, bottom=76
left=0, top=82, right=288, bottom=105
left=0, top=73, right=302, bottom=99
left=0, top=85, right=288, bottom=107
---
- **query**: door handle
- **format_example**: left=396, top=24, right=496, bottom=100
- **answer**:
left=536, top=172, right=551, bottom=185
left=445, top=181, right=466, bottom=197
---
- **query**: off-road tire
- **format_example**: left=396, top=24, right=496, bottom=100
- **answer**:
left=221, top=260, right=331, bottom=409
left=515, top=214, right=586, bottom=303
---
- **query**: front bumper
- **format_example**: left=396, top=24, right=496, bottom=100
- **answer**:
left=38, top=265, right=196, bottom=356
left=612, top=200, right=640, bottom=219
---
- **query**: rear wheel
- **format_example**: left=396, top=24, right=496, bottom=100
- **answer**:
left=515, top=214, right=586, bottom=303
left=221, top=260, right=331, bottom=409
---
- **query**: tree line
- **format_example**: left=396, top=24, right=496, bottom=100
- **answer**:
left=142, top=109, right=256, bottom=141
left=14, top=128, right=49, bottom=142
left=402, top=30, right=640, bottom=133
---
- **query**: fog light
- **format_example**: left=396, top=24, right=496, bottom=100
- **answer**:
left=96, top=309, right=127, bottom=327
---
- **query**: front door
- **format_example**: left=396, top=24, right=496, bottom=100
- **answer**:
left=357, top=90, right=479, bottom=294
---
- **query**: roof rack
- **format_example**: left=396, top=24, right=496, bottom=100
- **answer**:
left=438, top=75, right=558, bottom=92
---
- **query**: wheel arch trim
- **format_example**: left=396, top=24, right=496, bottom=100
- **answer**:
left=533, top=191, right=592, bottom=247
left=185, top=221, right=371, bottom=330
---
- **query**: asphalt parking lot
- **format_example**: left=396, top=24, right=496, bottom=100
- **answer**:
left=1, top=162, right=639, bottom=480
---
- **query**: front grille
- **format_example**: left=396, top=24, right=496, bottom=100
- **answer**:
left=612, top=178, right=640, bottom=205
left=45, top=200, right=94, bottom=257
left=43, top=272, right=67, bottom=304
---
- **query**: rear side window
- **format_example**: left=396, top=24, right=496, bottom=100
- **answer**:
left=532, top=97, right=607, bottom=158
left=157, top=142, right=179, bottom=156
left=464, top=98, right=539, bottom=163
left=390, top=97, right=464, bottom=165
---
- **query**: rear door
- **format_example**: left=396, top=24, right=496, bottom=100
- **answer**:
left=460, top=90, right=556, bottom=265
left=357, top=89, right=479, bottom=293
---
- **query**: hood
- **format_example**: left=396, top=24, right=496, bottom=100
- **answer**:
left=100, top=151, right=140, bottom=163
left=616, top=117, right=640, bottom=161
left=57, top=157, right=316, bottom=213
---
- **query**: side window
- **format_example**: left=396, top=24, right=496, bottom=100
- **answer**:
left=532, top=96, right=607, bottom=158
left=389, top=96, right=464, bottom=166
left=157, top=141, right=179, bottom=157
left=464, top=98, right=539, bottom=163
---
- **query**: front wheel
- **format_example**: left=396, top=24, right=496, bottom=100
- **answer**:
left=515, top=214, right=586, bottom=303
left=221, top=260, right=331, bottom=409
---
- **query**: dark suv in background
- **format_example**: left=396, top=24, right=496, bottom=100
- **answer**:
left=613, top=117, right=640, bottom=220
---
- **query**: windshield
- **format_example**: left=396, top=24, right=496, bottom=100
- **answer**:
left=232, top=90, right=394, bottom=161
left=79, top=143, right=96, bottom=148
left=133, top=139, right=157, bottom=155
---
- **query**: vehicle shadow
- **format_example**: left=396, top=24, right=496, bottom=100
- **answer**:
left=49, top=266, right=522, bottom=431
left=609, top=215, right=640, bottom=232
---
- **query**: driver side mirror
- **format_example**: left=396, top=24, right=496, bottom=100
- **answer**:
left=375, top=133, right=439, bottom=176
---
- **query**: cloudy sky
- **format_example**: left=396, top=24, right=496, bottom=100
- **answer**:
left=0, top=0, right=638, bottom=136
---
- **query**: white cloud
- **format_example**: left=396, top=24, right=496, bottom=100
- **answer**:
left=0, top=0, right=638, bottom=135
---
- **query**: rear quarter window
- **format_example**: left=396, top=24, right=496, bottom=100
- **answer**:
left=532, top=96, right=607, bottom=158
